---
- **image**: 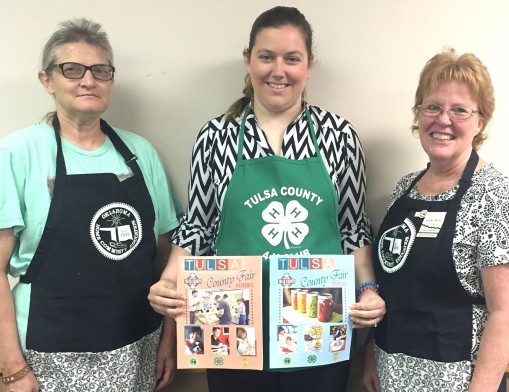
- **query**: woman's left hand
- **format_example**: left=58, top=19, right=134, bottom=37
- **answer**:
left=349, top=290, right=386, bottom=328
left=154, top=336, right=176, bottom=391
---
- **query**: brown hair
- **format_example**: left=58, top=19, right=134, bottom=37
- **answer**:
left=225, top=6, right=314, bottom=121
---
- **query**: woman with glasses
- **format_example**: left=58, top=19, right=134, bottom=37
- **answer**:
left=0, top=18, right=178, bottom=391
left=362, top=49, right=509, bottom=392
left=149, top=6, right=385, bottom=392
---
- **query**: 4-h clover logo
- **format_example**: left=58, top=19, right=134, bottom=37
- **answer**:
left=189, top=358, right=197, bottom=366
left=261, top=200, right=309, bottom=249
left=283, top=357, right=292, bottom=366
left=214, top=357, right=224, bottom=366
left=307, top=355, right=317, bottom=364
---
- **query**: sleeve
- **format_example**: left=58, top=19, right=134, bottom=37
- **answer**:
left=386, top=172, right=420, bottom=210
left=173, top=122, right=218, bottom=255
left=0, top=148, right=25, bottom=232
left=476, top=177, right=509, bottom=268
left=139, top=141, right=179, bottom=236
left=151, top=152, right=179, bottom=235
left=336, top=124, right=375, bottom=254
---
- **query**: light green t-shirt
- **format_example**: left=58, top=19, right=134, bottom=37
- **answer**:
left=0, top=122, right=179, bottom=350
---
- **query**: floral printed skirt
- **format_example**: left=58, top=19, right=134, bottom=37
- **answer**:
left=26, top=328, right=161, bottom=392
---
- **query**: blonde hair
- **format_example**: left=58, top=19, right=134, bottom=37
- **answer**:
left=412, top=48, right=495, bottom=150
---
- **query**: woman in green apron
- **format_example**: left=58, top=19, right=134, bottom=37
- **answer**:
left=149, top=6, right=385, bottom=392
left=0, top=19, right=179, bottom=391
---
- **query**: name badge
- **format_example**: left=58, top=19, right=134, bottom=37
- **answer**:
left=414, top=210, right=447, bottom=238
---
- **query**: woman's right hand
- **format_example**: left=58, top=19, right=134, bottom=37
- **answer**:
left=3, top=370, right=39, bottom=392
left=149, top=244, right=190, bottom=318
left=148, top=279, right=186, bottom=318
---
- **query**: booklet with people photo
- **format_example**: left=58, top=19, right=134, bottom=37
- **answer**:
left=268, top=255, right=355, bottom=369
left=176, top=256, right=264, bottom=370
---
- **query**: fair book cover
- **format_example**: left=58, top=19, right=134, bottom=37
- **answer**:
left=269, top=255, right=355, bottom=369
left=176, top=256, right=263, bottom=370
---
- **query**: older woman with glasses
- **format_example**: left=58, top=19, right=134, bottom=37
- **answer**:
left=360, top=48, right=509, bottom=392
left=0, top=18, right=178, bottom=391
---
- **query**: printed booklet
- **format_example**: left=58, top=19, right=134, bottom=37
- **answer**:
left=176, top=256, right=264, bottom=370
left=269, top=255, right=355, bottom=369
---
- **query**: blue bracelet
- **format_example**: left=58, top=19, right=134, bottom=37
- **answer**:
left=356, top=282, right=380, bottom=297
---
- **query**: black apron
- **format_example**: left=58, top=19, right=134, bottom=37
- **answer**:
left=374, top=150, right=484, bottom=362
left=20, top=117, right=161, bottom=353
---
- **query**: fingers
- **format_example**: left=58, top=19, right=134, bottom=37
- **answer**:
left=350, top=307, right=385, bottom=328
left=351, top=290, right=385, bottom=311
left=350, top=317, right=380, bottom=329
left=349, top=290, right=386, bottom=329
left=155, top=365, right=175, bottom=390
left=155, top=371, right=172, bottom=391
left=148, top=281, right=186, bottom=318
left=363, top=378, right=380, bottom=392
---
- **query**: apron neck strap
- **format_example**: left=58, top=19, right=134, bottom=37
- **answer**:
left=237, top=106, right=250, bottom=160
left=455, top=149, right=479, bottom=201
left=237, top=105, right=318, bottom=160
left=403, top=149, right=479, bottom=201
left=98, top=118, right=142, bottom=175
left=305, top=108, right=320, bottom=152
left=52, top=115, right=68, bottom=179
left=52, top=115, right=142, bottom=177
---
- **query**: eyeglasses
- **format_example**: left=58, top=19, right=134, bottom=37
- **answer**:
left=418, top=103, right=479, bottom=120
left=46, top=62, right=115, bottom=81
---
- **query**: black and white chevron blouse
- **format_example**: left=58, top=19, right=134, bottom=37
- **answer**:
left=173, top=104, right=374, bottom=256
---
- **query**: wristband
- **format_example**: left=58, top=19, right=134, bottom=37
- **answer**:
left=0, top=365, right=31, bottom=384
left=356, top=281, right=380, bottom=297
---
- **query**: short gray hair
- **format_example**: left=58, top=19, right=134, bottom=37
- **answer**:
left=41, top=18, right=113, bottom=72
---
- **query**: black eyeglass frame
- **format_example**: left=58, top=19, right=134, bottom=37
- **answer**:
left=45, top=62, right=115, bottom=81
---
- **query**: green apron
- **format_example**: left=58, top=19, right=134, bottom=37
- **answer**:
left=214, top=106, right=343, bottom=369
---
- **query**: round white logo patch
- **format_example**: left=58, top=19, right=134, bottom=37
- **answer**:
left=90, top=202, right=143, bottom=261
left=378, top=218, right=416, bottom=273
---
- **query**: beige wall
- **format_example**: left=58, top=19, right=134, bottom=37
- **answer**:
left=1, top=0, right=508, bottom=249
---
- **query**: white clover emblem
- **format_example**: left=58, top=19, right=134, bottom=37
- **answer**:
left=261, top=200, right=309, bottom=249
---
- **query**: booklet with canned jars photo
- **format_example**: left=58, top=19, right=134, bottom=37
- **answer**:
left=269, top=255, right=355, bottom=369
left=176, top=256, right=264, bottom=370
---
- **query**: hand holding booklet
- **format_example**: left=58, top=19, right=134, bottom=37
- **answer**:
left=176, top=255, right=354, bottom=370
left=177, top=256, right=264, bottom=370
left=269, top=255, right=355, bottom=369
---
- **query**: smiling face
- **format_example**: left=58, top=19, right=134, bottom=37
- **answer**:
left=39, top=41, right=112, bottom=122
left=418, top=80, right=483, bottom=165
left=245, top=25, right=311, bottom=116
